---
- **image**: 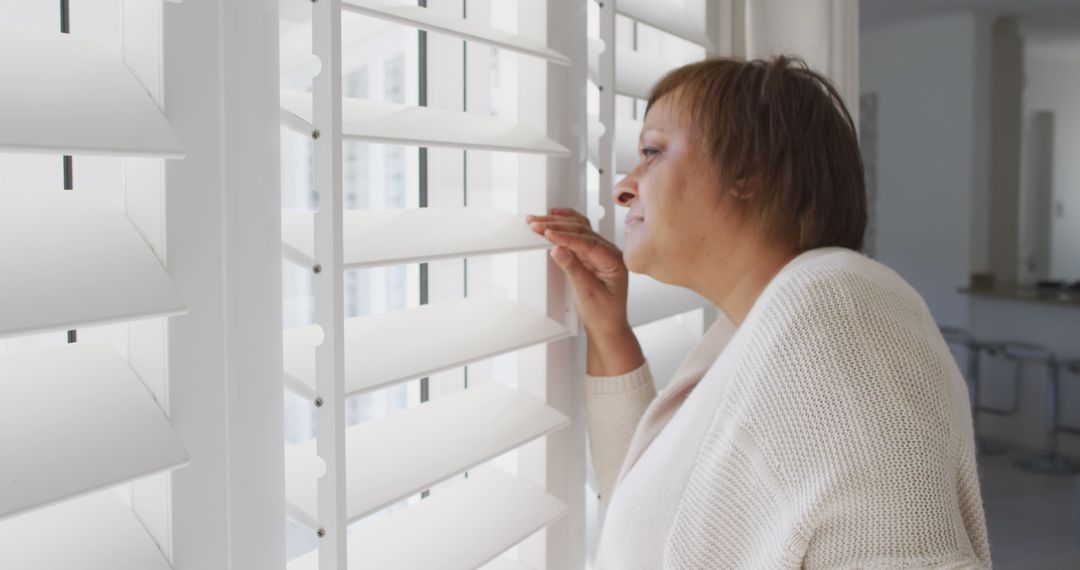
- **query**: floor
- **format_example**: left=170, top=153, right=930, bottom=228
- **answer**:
left=980, top=448, right=1080, bottom=569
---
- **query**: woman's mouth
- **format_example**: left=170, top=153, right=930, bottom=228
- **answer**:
left=625, top=216, right=644, bottom=231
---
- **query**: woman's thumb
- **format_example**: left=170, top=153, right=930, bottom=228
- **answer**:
left=551, top=246, right=572, bottom=264
left=552, top=246, right=601, bottom=291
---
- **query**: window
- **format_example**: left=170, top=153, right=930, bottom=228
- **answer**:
left=279, top=0, right=582, bottom=567
left=0, top=1, right=185, bottom=566
left=1, top=1, right=723, bottom=567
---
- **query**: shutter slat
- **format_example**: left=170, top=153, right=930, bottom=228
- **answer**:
left=287, top=468, right=566, bottom=570
left=283, top=296, right=569, bottom=400
left=617, top=0, right=712, bottom=48
left=587, top=114, right=640, bottom=174
left=0, top=492, right=172, bottom=570
left=0, top=342, right=189, bottom=521
left=634, top=316, right=700, bottom=388
left=0, top=29, right=183, bottom=158
left=587, top=38, right=672, bottom=100
left=281, top=207, right=551, bottom=270
left=281, top=91, right=569, bottom=156
left=480, top=558, right=534, bottom=570
left=628, top=273, right=712, bottom=327
left=0, top=193, right=187, bottom=340
left=342, top=0, right=569, bottom=66
left=285, top=383, right=569, bottom=527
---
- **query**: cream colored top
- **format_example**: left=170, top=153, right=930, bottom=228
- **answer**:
left=585, top=248, right=991, bottom=569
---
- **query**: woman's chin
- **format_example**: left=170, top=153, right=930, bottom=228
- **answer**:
left=623, top=245, right=647, bottom=275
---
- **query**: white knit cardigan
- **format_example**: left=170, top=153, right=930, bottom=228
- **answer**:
left=585, top=248, right=991, bottom=569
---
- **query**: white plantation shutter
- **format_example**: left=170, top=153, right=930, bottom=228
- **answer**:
left=616, top=0, right=715, bottom=48
left=282, top=297, right=570, bottom=400
left=587, top=0, right=716, bottom=341
left=280, top=90, right=570, bottom=155
left=340, top=0, right=571, bottom=65
left=284, top=383, right=570, bottom=528
left=281, top=207, right=556, bottom=270
left=0, top=11, right=187, bottom=570
left=279, top=1, right=584, bottom=568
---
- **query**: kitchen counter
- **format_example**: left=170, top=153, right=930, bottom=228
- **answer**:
left=960, top=284, right=1080, bottom=308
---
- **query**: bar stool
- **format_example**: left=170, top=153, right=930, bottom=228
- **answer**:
left=939, top=326, right=1007, bottom=455
left=1011, top=346, right=1077, bottom=474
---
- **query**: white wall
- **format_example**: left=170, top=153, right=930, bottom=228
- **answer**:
left=863, top=12, right=1080, bottom=456
left=861, top=13, right=982, bottom=328
left=1024, top=53, right=1080, bottom=280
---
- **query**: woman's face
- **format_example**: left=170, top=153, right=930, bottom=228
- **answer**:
left=614, top=93, right=745, bottom=285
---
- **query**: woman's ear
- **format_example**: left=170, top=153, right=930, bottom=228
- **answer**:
left=728, top=177, right=755, bottom=200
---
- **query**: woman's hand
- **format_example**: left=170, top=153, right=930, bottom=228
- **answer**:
left=526, top=208, right=631, bottom=338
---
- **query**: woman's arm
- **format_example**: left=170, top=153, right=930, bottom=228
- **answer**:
left=526, top=207, right=655, bottom=505
left=587, top=324, right=645, bottom=377
left=584, top=361, right=655, bottom=507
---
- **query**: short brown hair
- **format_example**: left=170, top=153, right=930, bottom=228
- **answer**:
left=647, top=55, right=866, bottom=252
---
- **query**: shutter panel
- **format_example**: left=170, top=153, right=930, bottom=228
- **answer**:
left=341, top=0, right=570, bottom=65
left=286, top=1, right=573, bottom=568
left=0, top=193, right=185, bottom=339
left=626, top=273, right=712, bottom=328
left=586, top=114, right=640, bottom=176
left=585, top=4, right=719, bottom=557
left=288, top=469, right=565, bottom=570
left=281, top=90, right=569, bottom=156
left=587, top=37, right=673, bottom=100
left=0, top=492, right=174, bottom=570
left=281, top=207, right=552, bottom=270
left=480, top=558, right=535, bottom=570
left=589, top=0, right=715, bottom=329
left=285, top=383, right=569, bottom=527
left=283, top=296, right=569, bottom=400
left=0, top=20, right=187, bottom=570
left=0, top=342, right=188, bottom=521
left=633, top=316, right=701, bottom=389
left=616, top=0, right=712, bottom=48
left=0, top=29, right=183, bottom=157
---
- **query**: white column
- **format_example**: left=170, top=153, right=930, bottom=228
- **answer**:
left=163, top=0, right=286, bottom=568
left=221, top=0, right=287, bottom=568
left=517, top=0, right=588, bottom=568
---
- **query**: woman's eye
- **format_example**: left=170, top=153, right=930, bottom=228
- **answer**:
left=640, top=147, right=659, bottom=158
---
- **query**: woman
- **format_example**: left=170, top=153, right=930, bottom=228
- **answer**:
left=526, top=57, right=991, bottom=568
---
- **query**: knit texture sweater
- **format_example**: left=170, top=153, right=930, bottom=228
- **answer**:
left=585, top=248, right=991, bottom=569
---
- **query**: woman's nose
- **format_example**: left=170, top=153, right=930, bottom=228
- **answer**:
left=612, top=172, right=637, bottom=207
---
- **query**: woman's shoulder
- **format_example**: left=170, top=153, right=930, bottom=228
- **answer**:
left=756, top=247, right=933, bottom=333
left=723, top=246, right=957, bottom=431
left=718, top=247, right=968, bottom=487
left=774, top=247, right=913, bottom=294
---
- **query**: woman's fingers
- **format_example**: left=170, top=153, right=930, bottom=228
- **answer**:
left=527, top=215, right=619, bottom=248
left=533, top=222, right=619, bottom=251
left=525, top=214, right=588, bottom=228
left=549, top=245, right=603, bottom=293
left=530, top=221, right=590, bottom=235
left=525, top=210, right=589, bottom=225
left=543, top=229, right=623, bottom=274
left=550, top=207, right=589, bottom=223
